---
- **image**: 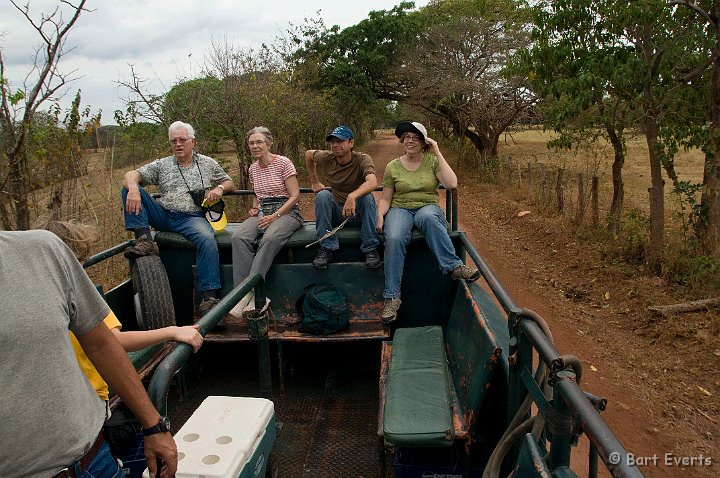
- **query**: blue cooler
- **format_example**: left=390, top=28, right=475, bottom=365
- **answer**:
left=146, top=396, right=276, bottom=478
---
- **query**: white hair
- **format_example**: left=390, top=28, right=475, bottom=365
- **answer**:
left=247, top=126, right=274, bottom=146
left=168, top=121, right=195, bottom=139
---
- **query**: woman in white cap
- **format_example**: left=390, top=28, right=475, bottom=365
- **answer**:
left=376, top=121, right=479, bottom=324
left=229, top=126, right=303, bottom=317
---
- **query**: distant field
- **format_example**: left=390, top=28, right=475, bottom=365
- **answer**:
left=496, top=127, right=705, bottom=217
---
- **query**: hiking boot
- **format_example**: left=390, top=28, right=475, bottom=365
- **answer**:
left=312, top=248, right=334, bottom=269
left=198, top=296, right=220, bottom=316
left=124, top=236, right=159, bottom=259
left=381, top=298, right=402, bottom=324
left=451, top=264, right=480, bottom=283
left=365, top=249, right=381, bottom=269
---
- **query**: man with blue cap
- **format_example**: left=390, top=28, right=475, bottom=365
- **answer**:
left=305, top=125, right=381, bottom=269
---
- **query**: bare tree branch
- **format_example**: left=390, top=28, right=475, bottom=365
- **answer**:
left=115, top=64, right=167, bottom=124
left=1, top=0, right=90, bottom=228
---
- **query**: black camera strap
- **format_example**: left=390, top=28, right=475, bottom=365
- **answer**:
left=176, top=154, right=205, bottom=193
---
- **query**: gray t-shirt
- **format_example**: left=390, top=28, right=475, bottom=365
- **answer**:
left=0, top=230, right=109, bottom=477
left=137, top=152, right=232, bottom=213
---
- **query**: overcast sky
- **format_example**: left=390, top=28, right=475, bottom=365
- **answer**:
left=1, top=0, right=429, bottom=125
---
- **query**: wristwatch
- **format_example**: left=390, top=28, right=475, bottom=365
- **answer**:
left=142, top=416, right=171, bottom=436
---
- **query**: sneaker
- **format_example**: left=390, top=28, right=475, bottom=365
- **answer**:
left=381, top=298, right=402, bottom=324
left=365, top=249, right=381, bottom=269
left=451, top=264, right=480, bottom=283
left=229, top=290, right=255, bottom=319
left=198, top=296, right=220, bottom=316
left=312, top=248, right=334, bottom=269
left=124, top=236, right=159, bottom=259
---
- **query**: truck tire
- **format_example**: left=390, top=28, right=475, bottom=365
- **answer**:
left=131, top=255, right=176, bottom=330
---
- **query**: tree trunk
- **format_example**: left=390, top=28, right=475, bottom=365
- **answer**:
left=698, top=42, right=720, bottom=260
left=644, top=109, right=665, bottom=271
left=605, top=122, right=625, bottom=236
left=489, top=131, right=501, bottom=158
left=8, top=152, right=30, bottom=230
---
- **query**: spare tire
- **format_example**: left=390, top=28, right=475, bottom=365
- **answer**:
left=131, top=255, right=176, bottom=330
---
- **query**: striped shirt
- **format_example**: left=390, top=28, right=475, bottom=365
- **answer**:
left=249, top=155, right=297, bottom=202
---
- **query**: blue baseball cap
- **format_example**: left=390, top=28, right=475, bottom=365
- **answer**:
left=325, top=126, right=354, bottom=142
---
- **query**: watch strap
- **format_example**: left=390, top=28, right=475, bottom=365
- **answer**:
left=142, top=416, right=170, bottom=436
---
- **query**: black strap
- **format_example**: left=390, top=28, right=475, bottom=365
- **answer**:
left=176, top=154, right=204, bottom=193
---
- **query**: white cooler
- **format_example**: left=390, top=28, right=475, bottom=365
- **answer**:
left=145, top=396, right=276, bottom=478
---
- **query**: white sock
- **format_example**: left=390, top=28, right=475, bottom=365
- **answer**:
left=229, top=290, right=255, bottom=318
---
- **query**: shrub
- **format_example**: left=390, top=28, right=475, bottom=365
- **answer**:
left=663, top=244, right=720, bottom=292
left=612, top=208, right=649, bottom=265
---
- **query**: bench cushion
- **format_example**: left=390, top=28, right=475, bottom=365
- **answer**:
left=384, top=326, right=453, bottom=447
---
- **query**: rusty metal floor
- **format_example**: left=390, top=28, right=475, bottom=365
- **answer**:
left=166, top=341, right=382, bottom=478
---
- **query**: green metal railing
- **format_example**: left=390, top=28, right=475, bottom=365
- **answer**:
left=459, top=233, right=643, bottom=478
left=146, top=273, right=270, bottom=415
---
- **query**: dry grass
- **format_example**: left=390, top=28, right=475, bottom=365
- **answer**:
left=497, top=127, right=706, bottom=219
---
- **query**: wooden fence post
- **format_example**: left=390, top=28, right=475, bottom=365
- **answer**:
left=556, top=168, right=564, bottom=211
left=575, top=172, right=585, bottom=224
left=592, top=176, right=599, bottom=227
left=517, top=161, right=522, bottom=188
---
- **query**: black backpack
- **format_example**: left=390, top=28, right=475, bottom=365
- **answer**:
left=295, top=283, right=350, bottom=335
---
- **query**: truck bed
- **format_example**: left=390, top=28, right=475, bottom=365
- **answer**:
left=167, top=341, right=381, bottom=477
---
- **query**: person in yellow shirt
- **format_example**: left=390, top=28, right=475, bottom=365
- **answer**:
left=42, top=220, right=203, bottom=400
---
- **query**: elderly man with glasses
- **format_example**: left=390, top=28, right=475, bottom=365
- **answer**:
left=121, top=121, right=234, bottom=314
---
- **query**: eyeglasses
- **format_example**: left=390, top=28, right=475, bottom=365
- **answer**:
left=170, top=137, right=192, bottom=145
left=403, top=134, right=422, bottom=142
left=248, top=140, right=266, bottom=146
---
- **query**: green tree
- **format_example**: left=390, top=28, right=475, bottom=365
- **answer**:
left=164, top=76, right=226, bottom=153
left=523, top=0, right=709, bottom=267
left=401, top=0, right=535, bottom=161
left=25, top=90, right=98, bottom=220
left=290, top=0, right=535, bottom=160
left=288, top=2, right=423, bottom=138
left=671, top=1, right=720, bottom=260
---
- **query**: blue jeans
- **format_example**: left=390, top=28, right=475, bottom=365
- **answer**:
left=73, top=442, right=123, bottom=478
left=382, top=205, right=463, bottom=299
left=314, top=189, right=379, bottom=252
left=122, top=187, right=220, bottom=292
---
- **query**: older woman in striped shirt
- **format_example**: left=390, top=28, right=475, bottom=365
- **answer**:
left=230, top=126, right=303, bottom=316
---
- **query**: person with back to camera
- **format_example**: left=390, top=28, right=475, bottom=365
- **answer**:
left=121, top=121, right=234, bottom=315
left=229, top=126, right=303, bottom=317
left=41, top=220, right=204, bottom=402
left=0, top=229, right=178, bottom=478
left=377, top=121, right=480, bottom=324
left=305, top=125, right=381, bottom=269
